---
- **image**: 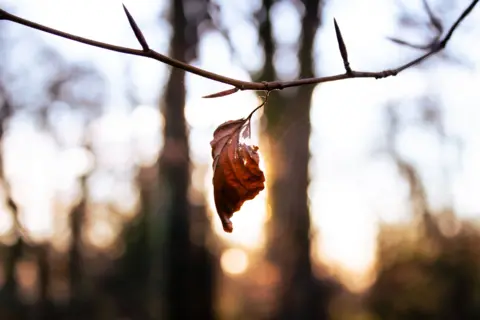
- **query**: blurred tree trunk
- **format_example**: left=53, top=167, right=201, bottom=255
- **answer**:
left=34, top=244, right=53, bottom=320
left=68, top=174, right=90, bottom=319
left=255, top=1, right=331, bottom=319
left=0, top=84, right=24, bottom=319
left=157, top=0, right=215, bottom=319
left=385, top=106, right=442, bottom=241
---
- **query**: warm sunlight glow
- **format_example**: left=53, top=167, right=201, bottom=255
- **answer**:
left=86, top=218, right=117, bottom=249
left=310, top=177, right=378, bottom=291
left=220, top=248, right=249, bottom=275
left=206, top=147, right=268, bottom=250
left=16, top=261, right=37, bottom=296
left=210, top=189, right=268, bottom=249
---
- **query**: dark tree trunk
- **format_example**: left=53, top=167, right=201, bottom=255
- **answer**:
left=160, top=0, right=190, bottom=317
left=34, top=244, right=54, bottom=320
left=256, top=1, right=332, bottom=319
left=159, top=0, right=215, bottom=319
left=68, top=174, right=90, bottom=319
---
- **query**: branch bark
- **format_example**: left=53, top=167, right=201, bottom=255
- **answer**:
left=0, top=1, right=477, bottom=95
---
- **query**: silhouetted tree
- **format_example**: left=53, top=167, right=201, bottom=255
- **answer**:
left=254, top=1, right=335, bottom=319
left=159, top=1, right=215, bottom=319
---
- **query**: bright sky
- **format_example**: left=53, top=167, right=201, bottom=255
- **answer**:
left=2, top=0, right=480, bottom=290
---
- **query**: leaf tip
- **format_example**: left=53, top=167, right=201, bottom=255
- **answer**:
left=222, top=219, right=233, bottom=233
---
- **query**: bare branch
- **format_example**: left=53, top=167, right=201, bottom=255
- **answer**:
left=0, top=0, right=478, bottom=95
left=0, top=7, right=255, bottom=90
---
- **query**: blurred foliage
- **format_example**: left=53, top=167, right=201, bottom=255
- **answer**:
left=367, top=213, right=480, bottom=320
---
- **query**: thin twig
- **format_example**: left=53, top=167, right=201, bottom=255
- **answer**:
left=422, top=0, right=443, bottom=34
left=247, top=91, right=270, bottom=121
left=0, top=1, right=477, bottom=95
left=387, top=37, right=432, bottom=51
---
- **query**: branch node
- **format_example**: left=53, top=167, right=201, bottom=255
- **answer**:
left=333, top=18, right=352, bottom=74
left=375, top=70, right=398, bottom=79
left=123, top=4, right=150, bottom=51
left=261, top=81, right=271, bottom=91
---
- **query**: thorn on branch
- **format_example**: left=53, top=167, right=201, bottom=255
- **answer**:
left=203, top=87, right=239, bottom=98
left=123, top=4, right=149, bottom=51
left=334, top=18, right=352, bottom=74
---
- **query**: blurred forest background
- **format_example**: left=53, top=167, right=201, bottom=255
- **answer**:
left=0, top=0, right=479, bottom=319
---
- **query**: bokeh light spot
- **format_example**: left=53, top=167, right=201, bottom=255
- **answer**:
left=220, top=248, right=249, bottom=275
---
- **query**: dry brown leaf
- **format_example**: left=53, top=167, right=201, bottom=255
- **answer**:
left=210, top=119, right=265, bottom=233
